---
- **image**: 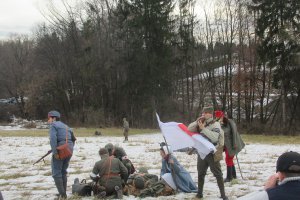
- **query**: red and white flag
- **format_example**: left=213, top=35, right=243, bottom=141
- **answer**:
left=156, top=113, right=216, bottom=159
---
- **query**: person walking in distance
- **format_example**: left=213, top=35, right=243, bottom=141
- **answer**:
left=215, top=110, right=245, bottom=182
left=48, top=110, right=75, bottom=199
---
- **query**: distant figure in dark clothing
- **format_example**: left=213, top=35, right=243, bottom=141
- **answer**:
left=123, top=118, right=129, bottom=142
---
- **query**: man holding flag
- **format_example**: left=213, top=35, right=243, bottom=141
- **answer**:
left=188, top=106, right=228, bottom=200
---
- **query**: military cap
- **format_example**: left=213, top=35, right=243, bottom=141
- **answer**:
left=202, top=106, right=214, bottom=114
left=48, top=110, right=61, bottom=118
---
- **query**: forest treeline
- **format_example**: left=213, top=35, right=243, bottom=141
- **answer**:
left=0, top=0, right=299, bottom=134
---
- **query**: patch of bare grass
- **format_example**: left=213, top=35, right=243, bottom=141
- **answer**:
left=20, top=191, right=32, bottom=198
left=247, top=175, right=258, bottom=180
left=43, top=171, right=52, bottom=176
left=0, top=128, right=158, bottom=137
left=0, top=172, right=32, bottom=180
left=242, top=134, right=300, bottom=145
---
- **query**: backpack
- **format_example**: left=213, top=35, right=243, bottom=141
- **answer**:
left=72, top=178, right=92, bottom=196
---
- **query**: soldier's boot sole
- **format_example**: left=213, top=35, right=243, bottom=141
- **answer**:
left=115, top=186, right=123, bottom=199
left=97, top=191, right=106, bottom=198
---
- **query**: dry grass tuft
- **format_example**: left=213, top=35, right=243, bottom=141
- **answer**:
left=0, top=172, right=32, bottom=180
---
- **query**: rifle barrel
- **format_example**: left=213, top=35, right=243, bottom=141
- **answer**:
left=33, top=150, right=52, bottom=165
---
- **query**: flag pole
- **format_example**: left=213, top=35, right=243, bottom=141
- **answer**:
left=162, top=136, right=179, bottom=193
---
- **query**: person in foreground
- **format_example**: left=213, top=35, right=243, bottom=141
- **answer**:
left=160, top=143, right=198, bottom=193
left=238, top=151, right=300, bottom=200
left=104, top=143, right=135, bottom=177
left=48, top=110, right=75, bottom=199
left=137, top=144, right=197, bottom=198
left=90, top=148, right=128, bottom=199
left=188, top=106, right=228, bottom=200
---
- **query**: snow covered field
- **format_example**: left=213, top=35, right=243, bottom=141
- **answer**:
left=0, top=133, right=299, bottom=200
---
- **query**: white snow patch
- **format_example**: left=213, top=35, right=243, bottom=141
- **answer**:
left=0, top=134, right=299, bottom=200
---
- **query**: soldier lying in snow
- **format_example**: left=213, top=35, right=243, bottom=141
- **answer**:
left=123, top=167, right=175, bottom=198
left=123, top=167, right=159, bottom=196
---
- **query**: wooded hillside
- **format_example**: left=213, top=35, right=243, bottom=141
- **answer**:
left=0, top=0, right=299, bottom=134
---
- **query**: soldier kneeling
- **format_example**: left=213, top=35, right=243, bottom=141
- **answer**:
left=90, top=148, right=128, bottom=199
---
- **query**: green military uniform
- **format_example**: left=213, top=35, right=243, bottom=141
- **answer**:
left=188, top=106, right=228, bottom=200
left=91, top=150, right=128, bottom=197
left=123, top=118, right=129, bottom=141
left=222, top=118, right=245, bottom=181
left=138, top=179, right=175, bottom=198
left=114, top=146, right=136, bottom=176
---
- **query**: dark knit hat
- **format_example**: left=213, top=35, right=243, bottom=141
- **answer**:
left=48, top=110, right=61, bottom=118
left=202, top=106, right=214, bottom=114
left=134, top=176, right=145, bottom=189
left=276, top=151, right=300, bottom=173
left=99, top=148, right=108, bottom=156
left=105, top=143, right=114, bottom=151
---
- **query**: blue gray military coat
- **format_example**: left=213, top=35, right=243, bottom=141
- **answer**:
left=160, top=154, right=197, bottom=193
left=49, top=121, right=74, bottom=155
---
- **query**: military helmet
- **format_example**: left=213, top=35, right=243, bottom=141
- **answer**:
left=134, top=176, right=145, bottom=189
left=138, top=167, right=148, bottom=174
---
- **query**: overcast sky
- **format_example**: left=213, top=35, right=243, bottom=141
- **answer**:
left=0, top=0, right=214, bottom=40
left=0, top=0, right=44, bottom=39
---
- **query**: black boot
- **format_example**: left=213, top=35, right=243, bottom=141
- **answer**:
left=54, top=177, right=67, bottom=199
left=216, top=176, right=228, bottom=200
left=115, top=186, right=123, bottom=199
left=62, top=175, right=67, bottom=192
left=224, top=166, right=233, bottom=182
left=232, top=165, right=237, bottom=179
left=196, top=176, right=205, bottom=198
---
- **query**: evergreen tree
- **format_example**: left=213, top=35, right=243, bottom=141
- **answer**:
left=251, top=0, right=300, bottom=132
left=116, top=0, right=175, bottom=127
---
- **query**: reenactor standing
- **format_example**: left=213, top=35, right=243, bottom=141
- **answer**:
left=48, top=110, right=75, bottom=199
left=123, top=117, right=129, bottom=142
left=188, top=106, right=228, bottom=200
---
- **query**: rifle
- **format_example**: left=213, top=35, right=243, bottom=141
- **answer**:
left=33, top=150, right=52, bottom=165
